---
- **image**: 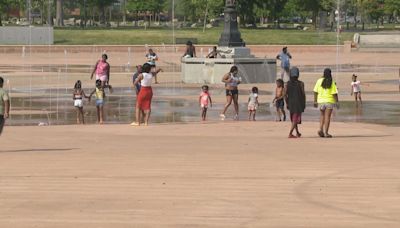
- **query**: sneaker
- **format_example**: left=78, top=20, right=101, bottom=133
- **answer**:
left=130, top=122, right=140, bottom=126
left=233, top=114, right=239, bottom=120
left=219, top=114, right=226, bottom=120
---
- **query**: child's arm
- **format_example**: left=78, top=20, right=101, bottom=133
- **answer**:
left=133, top=74, right=143, bottom=85
left=82, top=90, right=90, bottom=99
left=72, top=91, right=75, bottom=100
left=350, top=85, right=353, bottom=95
left=106, top=63, right=111, bottom=85
left=88, top=89, right=95, bottom=101
left=209, top=95, right=212, bottom=107
left=221, top=73, right=230, bottom=83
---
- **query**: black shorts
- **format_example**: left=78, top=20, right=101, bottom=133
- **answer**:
left=226, top=89, right=239, bottom=96
left=0, top=115, right=4, bottom=135
left=276, top=99, right=285, bottom=109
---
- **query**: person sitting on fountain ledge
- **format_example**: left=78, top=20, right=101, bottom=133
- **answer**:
left=0, top=76, right=10, bottom=136
left=182, top=41, right=196, bottom=58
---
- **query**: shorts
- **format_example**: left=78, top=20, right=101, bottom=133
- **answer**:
left=137, top=86, right=153, bottom=110
left=248, top=104, right=258, bottom=111
left=0, top=115, right=4, bottom=135
left=96, top=99, right=104, bottom=107
left=226, top=89, right=239, bottom=96
left=290, top=113, right=302, bottom=124
left=275, top=99, right=284, bottom=109
left=319, top=103, right=335, bottom=110
left=96, top=74, right=108, bottom=82
left=74, top=99, right=83, bottom=108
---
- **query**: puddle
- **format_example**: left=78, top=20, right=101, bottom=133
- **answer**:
left=5, top=87, right=400, bottom=127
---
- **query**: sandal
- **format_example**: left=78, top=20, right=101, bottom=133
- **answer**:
left=296, top=133, right=302, bottom=138
left=318, top=130, right=325, bottom=138
left=288, top=134, right=297, bottom=139
left=325, top=133, right=333, bottom=138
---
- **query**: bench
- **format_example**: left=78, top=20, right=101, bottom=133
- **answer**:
left=175, top=38, right=198, bottom=44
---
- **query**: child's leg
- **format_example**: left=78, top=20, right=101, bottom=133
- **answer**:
left=96, top=106, right=100, bottom=123
left=76, top=107, right=80, bottom=124
left=202, top=108, right=207, bottom=120
left=248, top=110, right=252, bottom=120
left=99, top=106, right=104, bottom=124
left=276, top=107, right=281, bottom=121
left=253, top=110, right=256, bottom=121
left=358, top=92, right=362, bottom=104
left=79, top=107, right=85, bottom=124
left=281, top=107, right=286, bottom=121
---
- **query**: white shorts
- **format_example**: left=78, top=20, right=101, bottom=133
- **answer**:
left=201, top=104, right=208, bottom=108
left=74, top=99, right=83, bottom=108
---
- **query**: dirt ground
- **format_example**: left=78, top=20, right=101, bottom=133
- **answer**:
left=0, top=45, right=400, bottom=227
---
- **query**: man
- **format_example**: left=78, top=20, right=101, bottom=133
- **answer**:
left=276, top=47, right=292, bottom=83
left=0, top=76, right=10, bottom=136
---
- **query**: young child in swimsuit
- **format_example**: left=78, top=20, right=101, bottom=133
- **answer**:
left=72, top=80, right=89, bottom=124
left=199, top=85, right=212, bottom=121
left=273, top=79, right=286, bottom=121
left=89, top=79, right=106, bottom=124
left=248, top=87, right=259, bottom=121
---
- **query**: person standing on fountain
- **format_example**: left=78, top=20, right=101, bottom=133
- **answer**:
left=248, top=87, right=259, bottom=121
left=285, top=67, right=306, bottom=138
left=350, top=74, right=364, bottom=106
left=0, top=76, right=10, bottom=136
left=276, top=47, right=292, bottom=83
left=89, top=80, right=106, bottom=124
left=220, top=66, right=241, bottom=120
left=131, top=63, right=154, bottom=126
left=146, top=48, right=162, bottom=84
left=313, top=68, right=339, bottom=138
left=273, top=79, right=286, bottom=121
left=206, top=46, right=219, bottom=59
left=91, top=54, right=113, bottom=92
left=72, top=80, right=90, bottom=124
left=182, top=41, right=196, bottom=58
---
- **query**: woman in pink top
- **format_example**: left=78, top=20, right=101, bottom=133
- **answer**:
left=91, top=54, right=111, bottom=89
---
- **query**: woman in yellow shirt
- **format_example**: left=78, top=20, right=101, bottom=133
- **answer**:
left=313, top=68, right=339, bottom=138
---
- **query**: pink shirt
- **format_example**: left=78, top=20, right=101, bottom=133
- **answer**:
left=95, top=60, right=109, bottom=76
left=200, top=92, right=210, bottom=106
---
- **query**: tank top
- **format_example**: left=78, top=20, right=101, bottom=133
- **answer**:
left=95, top=60, right=109, bottom=76
left=74, top=89, right=83, bottom=99
left=141, top=72, right=153, bottom=87
left=95, top=87, right=104, bottom=99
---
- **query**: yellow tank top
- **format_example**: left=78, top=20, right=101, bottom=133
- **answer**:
left=95, top=88, right=104, bottom=99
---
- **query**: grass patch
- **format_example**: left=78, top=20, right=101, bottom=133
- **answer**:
left=54, top=27, right=354, bottom=45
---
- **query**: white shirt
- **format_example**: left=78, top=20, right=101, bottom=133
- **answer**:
left=141, top=72, right=153, bottom=87
left=351, top=81, right=361, bottom=93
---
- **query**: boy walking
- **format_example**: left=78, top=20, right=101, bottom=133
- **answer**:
left=0, top=76, right=10, bottom=135
left=284, top=67, right=306, bottom=138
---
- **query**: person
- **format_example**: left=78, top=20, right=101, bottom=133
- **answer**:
left=0, top=76, right=10, bottom=136
left=182, top=40, right=196, bottom=58
left=90, top=54, right=113, bottom=92
left=199, top=85, right=212, bottom=121
left=220, top=66, right=241, bottom=120
left=72, top=80, right=89, bottom=124
left=131, top=63, right=154, bottom=126
left=350, top=74, right=363, bottom=106
left=313, top=68, right=339, bottom=138
left=146, top=48, right=162, bottom=84
left=285, top=67, right=306, bottom=138
left=276, top=47, right=292, bottom=83
left=248, top=87, right=259, bottom=121
left=89, top=79, right=106, bottom=124
left=132, top=65, right=145, bottom=120
left=206, top=46, right=219, bottom=58
left=273, top=79, right=286, bottom=121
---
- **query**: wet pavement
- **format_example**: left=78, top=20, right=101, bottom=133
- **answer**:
left=5, top=87, right=400, bottom=127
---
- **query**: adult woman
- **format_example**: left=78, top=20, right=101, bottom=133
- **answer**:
left=91, top=54, right=110, bottom=88
left=313, top=68, right=339, bottom=138
left=220, top=66, right=241, bottom=120
left=131, top=63, right=154, bottom=126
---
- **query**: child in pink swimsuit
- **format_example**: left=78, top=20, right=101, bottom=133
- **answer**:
left=199, top=85, right=212, bottom=121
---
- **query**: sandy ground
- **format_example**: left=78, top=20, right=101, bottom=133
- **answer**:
left=1, top=121, right=400, bottom=227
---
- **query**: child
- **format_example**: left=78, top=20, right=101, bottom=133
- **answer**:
left=72, top=80, right=89, bottom=124
left=0, top=76, right=10, bottom=136
left=89, top=79, right=106, bottom=124
left=350, top=74, right=362, bottom=106
left=199, top=85, right=212, bottom=121
left=248, top=87, right=259, bottom=121
left=273, top=79, right=286, bottom=121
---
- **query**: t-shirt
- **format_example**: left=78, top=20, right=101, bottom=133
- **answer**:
left=351, top=81, right=361, bottom=93
left=313, top=78, right=338, bottom=104
left=248, top=93, right=258, bottom=106
left=146, top=53, right=157, bottom=65
left=0, top=88, right=9, bottom=115
left=278, top=52, right=290, bottom=69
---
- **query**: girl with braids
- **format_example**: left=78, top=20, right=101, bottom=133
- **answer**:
left=313, top=68, right=339, bottom=138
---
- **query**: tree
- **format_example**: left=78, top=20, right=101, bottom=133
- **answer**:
left=363, top=0, right=385, bottom=27
left=384, top=0, right=400, bottom=22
